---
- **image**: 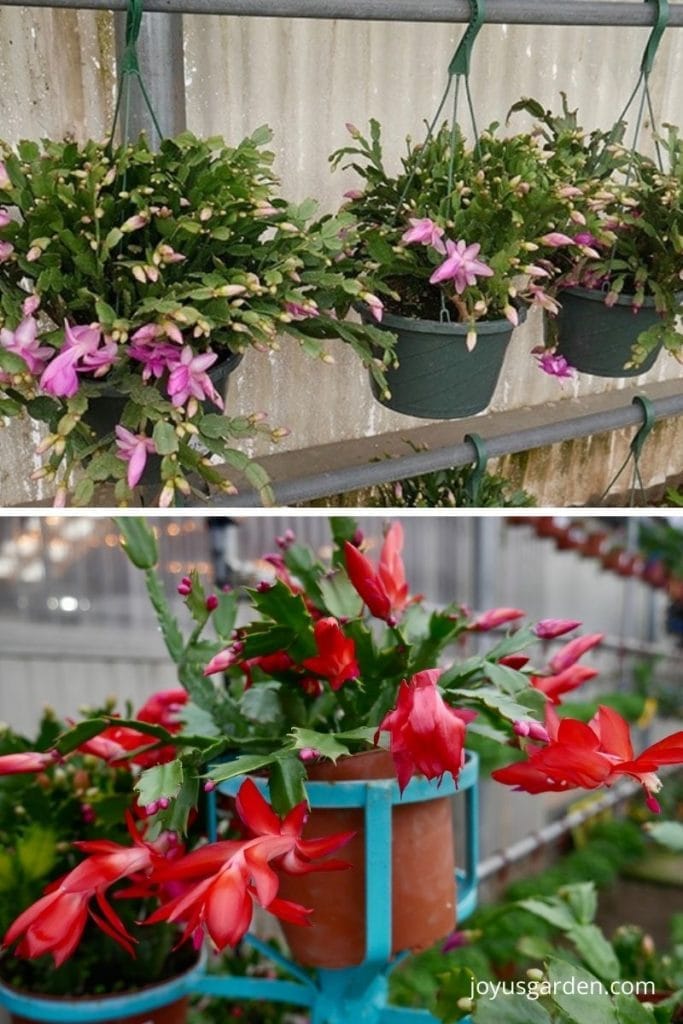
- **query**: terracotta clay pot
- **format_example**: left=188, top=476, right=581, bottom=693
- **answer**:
left=10, top=998, right=189, bottom=1024
left=579, top=531, right=610, bottom=559
left=277, top=749, right=456, bottom=969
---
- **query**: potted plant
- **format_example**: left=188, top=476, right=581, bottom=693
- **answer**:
left=0, top=130, right=393, bottom=506
left=525, top=105, right=683, bottom=377
left=329, top=115, right=606, bottom=418
left=4, top=517, right=683, bottom=988
left=0, top=696, right=204, bottom=1024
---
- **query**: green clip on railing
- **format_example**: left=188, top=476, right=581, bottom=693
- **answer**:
left=109, top=0, right=164, bottom=147
left=448, top=0, right=485, bottom=77
left=599, top=395, right=656, bottom=507
left=464, top=432, right=488, bottom=505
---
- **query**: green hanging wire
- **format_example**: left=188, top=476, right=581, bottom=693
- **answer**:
left=463, top=432, right=489, bottom=505
left=394, top=0, right=485, bottom=238
left=598, top=395, right=656, bottom=507
left=612, top=0, right=669, bottom=175
left=108, top=0, right=164, bottom=148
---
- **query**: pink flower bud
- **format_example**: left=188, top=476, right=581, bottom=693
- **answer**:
left=205, top=594, right=219, bottom=612
left=533, top=618, right=581, bottom=639
left=204, top=780, right=217, bottom=793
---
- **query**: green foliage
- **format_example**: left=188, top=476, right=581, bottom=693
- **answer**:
left=330, top=114, right=613, bottom=324
left=371, top=454, right=536, bottom=509
left=0, top=130, right=394, bottom=505
left=0, top=710, right=186, bottom=997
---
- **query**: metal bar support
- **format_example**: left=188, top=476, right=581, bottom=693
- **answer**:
left=207, top=389, right=683, bottom=507
left=4, top=0, right=683, bottom=25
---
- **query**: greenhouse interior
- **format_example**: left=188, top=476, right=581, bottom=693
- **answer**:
left=0, top=513, right=681, bottom=1024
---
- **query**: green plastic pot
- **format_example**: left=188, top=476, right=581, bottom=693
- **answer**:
left=556, top=286, right=662, bottom=378
left=360, top=307, right=521, bottom=420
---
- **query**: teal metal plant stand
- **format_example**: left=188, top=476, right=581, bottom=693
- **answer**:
left=0, top=754, right=478, bottom=1024
left=201, top=751, right=479, bottom=1024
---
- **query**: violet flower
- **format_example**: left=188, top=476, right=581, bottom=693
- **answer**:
left=114, top=426, right=157, bottom=489
left=167, top=346, right=224, bottom=411
left=535, top=351, right=575, bottom=379
left=0, top=317, right=53, bottom=376
left=430, top=239, right=494, bottom=294
left=401, top=217, right=446, bottom=255
left=129, top=340, right=182, bottom=381
left=40, top=322, right=117, bottom=398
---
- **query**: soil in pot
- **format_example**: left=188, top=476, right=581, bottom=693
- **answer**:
left=556, top=287, right=662, bottom=378
left=277, top=748, right=456, bottom=969
left=359, top=306, right=519, bottom=420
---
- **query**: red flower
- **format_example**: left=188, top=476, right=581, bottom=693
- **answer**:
left=137, top=689, right=188, bottom=731
left=548, top=633, right=604, bottom=673
left=144, top=780, right=354, bottom=951
left=533, top=618, right=581, bottom=639
left=376, top=669, right=476, bottom=792
left=302, top=618, right=359, bottom=691
left=344, top=523, right=412, bottom=624
left=530, top=664, right=599, bottom=704
left=3, top=815, right=162, bottom=965
left=492, top=705, right=683, bottom=811
left=0, top=751, right=58, bottom=775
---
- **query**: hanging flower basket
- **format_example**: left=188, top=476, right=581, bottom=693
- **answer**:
left=359, top=307, right=522, bottom=420
left=0, top=953, right=203, bottom=1024
left=276, top=749, right=459, bottom=969
left=555, top=287, right=663, bottom=378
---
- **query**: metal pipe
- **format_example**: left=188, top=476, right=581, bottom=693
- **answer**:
left=477, top=779, right=639, bottom=882
left=208, top=391, right=683, bottom=507
left=4, top=0, right=683, bottom=24
left=113, top=9, right=187, bottom=141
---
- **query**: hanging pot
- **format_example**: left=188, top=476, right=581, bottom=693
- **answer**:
left=359, top=306, right=522, bottom=420
left=276, top=748, right=457, bottom=969
left=0, top=952, right=203, bottom=1024
left=555, top=287, right=662, bottom=378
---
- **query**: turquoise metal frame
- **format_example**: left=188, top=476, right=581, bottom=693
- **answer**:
left=0, top=754, right=478, bottom=1024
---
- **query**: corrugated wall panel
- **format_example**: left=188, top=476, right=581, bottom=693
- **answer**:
left=0, top=14, right=681, bottom=503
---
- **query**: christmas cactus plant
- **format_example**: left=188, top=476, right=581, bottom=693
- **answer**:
left=0, top=130, right=394, bottom=506
left=2, top=516, right=683, bottom=973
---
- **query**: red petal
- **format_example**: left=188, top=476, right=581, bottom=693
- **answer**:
left=236, top=779, right=281, bottom=836
left=591, top=705, right=634, bottom=760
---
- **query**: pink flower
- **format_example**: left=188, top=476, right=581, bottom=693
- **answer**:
left=0, top=751, right=59, bottom=775
left=401, top=218, right=446, bottom=255
left=129, top=339, right=182, bottom=381
left=529, top=286, right=560, bottom=315
left=429, top=239, right=494, bottom=294
left=573, top=232, right=600, bottom=247
left=22, top=295, right=40, bottom=317
left=0, top=242, right=14, bottom=263
left=40, top=323, right=117, bottom=398
left=549, top=633, right=604, bottom=674
left=114, top=426, right=156, bottom=489
left=284, top=301, right=319, bottom=320
left=470, top=607, right=525, bottom=631
left=361, top=293, right=384, bottom=323
left=343, top=190, right=363, bottom=201
left=535, top=352, right=575, bottom=379
left=0, top=209, right=10, bottom=228
left=0, top=317, right=53, bottom=375
left=167, top=346, right=224, bottom=411
left=540, top=232, right=575, bottom=247
left=534, top=618, right=581, bottom=639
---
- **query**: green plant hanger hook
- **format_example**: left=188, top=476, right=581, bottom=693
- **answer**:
left=641, top=0, right=669, bottom=77
left=109, top=0, right=164, bottom=148
left=449, top=0, right=485, bottom=78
